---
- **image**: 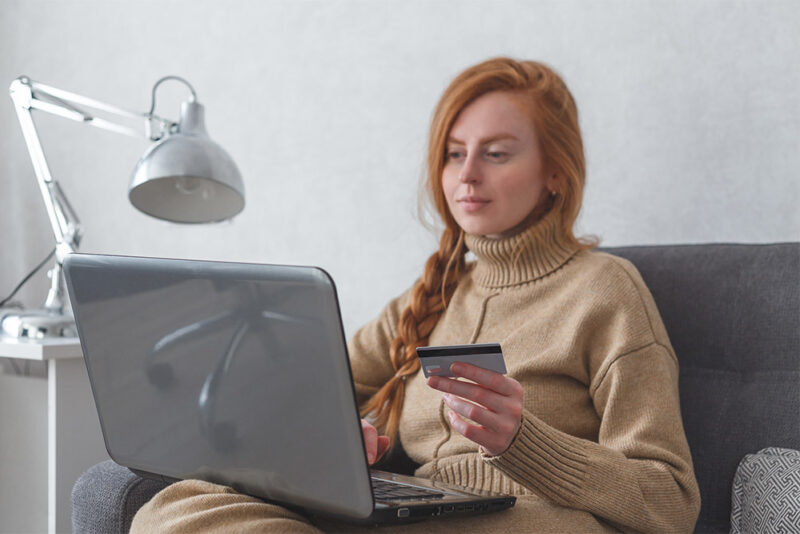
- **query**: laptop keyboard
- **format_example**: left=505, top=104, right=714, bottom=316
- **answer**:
left=371, top=477, right=446, bottom=501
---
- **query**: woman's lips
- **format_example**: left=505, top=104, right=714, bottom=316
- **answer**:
left=457, top=196, right=490, bottom=213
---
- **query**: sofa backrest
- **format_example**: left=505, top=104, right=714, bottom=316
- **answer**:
left=600, top=242, right=800, bottom=533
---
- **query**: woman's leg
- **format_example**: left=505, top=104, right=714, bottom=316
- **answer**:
left=130, top=479, right=322, bottom=534
left=316, top=495, right=620, bottom=533
left=133, top=481, right=619, bottom=533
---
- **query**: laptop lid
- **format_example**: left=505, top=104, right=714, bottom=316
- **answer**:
left=64, top=253, right=374, bottom=520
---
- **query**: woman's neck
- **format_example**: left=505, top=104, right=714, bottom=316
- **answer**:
left=464, top=208, right=579, bottom=288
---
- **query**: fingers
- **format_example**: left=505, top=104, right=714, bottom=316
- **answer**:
left=361, top=419, right=391, bottom=465
left=376, top=436, right=390, bottom=462
left=451, top=362, right=522, bottom=398
left=442, top=392, right=512, bottom=434
left=446, top=411, right=509, bottom=456
left=445, top=406, right=520, bottom=457
left=427, top=375, right=516, bottom=414
left=361, top=419, right=378, bottom=464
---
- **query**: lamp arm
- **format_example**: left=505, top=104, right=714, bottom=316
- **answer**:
left=8, top=75, right=178, bottom=314
left=11, top=76, right=178, bottom=142
left=8, top=77, right=183, bottom=257
left=10, top=88, right=77, bottom=261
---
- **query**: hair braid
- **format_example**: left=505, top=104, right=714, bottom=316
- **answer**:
left=360, top=227, right=466, bottom=448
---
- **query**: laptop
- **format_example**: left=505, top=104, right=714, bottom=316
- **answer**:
left=63, top=253, right=516, bottom=524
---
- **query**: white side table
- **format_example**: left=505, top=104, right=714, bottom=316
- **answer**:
left=0, top=337, right=108, bottom=534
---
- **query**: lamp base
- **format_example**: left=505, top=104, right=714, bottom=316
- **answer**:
left=0, top=308, right=77, bottom=339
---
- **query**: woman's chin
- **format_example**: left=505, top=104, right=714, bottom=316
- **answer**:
left=453, top=211, right=524, bottom=237
left=457, top=221, right=505, bottom=237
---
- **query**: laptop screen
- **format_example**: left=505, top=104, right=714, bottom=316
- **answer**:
left=64, top=254, right=374, bottom=519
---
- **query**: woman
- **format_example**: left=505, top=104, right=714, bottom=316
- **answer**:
left=132, top=57, right=701, bottom=533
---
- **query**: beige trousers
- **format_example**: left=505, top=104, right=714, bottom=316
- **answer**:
left=130, top=479, right=620, bottom=533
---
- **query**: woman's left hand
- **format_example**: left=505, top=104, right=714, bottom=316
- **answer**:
left=427, top=362, right=523, bottom=457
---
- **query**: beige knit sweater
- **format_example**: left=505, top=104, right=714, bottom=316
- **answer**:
left=132, top=208, right=701, bottom=533
left=347, top=207, right=701, bottom=533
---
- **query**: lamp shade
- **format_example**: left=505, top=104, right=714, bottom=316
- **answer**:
left=129, top=101, right=245, bottom=223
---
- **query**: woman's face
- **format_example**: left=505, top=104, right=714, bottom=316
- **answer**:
left=442, top=91, right=555, bottom=238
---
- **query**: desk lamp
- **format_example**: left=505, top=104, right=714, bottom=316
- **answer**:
left=1, top=75, right=245, bottom=339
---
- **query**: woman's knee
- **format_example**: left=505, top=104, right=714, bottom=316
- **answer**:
left=130, top=479, right=319, bottom=533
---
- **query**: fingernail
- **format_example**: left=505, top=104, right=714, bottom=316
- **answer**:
left=450, top=363, right=461, bottom=374
left=368, top=453, right=375, bottom=463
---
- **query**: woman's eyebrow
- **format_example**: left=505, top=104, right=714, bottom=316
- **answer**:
left=447, top=134, right=519, bottom=145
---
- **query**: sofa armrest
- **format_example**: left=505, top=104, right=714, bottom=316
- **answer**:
left=730, top=447, right=800, bottom=533
left=72, top=460, right=169, bottom=534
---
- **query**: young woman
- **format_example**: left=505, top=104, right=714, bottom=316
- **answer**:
left=132, top=57, right=701, bottom=533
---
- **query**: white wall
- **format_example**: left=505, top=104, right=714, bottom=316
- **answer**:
left=1, top=0, right=798, bottom=338
left=0, top=1, right=797, bottom=531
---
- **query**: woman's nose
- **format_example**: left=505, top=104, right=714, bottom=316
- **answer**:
left=459, top=154, right=481, bottom=184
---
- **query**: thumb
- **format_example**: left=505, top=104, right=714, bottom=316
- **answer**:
left=376, top=436, right=390, bottom=461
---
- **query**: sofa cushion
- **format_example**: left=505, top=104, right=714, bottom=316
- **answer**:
left=600, top=243, right=800, bottom=533
left=730, top=447, right=800, bottom=533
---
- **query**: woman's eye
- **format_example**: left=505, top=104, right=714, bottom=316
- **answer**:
left=447, top=151, right=464, bottom=160
left=487, top=152, right=508, bottom=160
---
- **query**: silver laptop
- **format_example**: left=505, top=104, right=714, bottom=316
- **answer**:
left=63, top=253, right=516, bottom=524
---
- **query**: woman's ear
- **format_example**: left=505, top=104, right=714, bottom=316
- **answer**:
left=547, top=172, right=559, bottom=193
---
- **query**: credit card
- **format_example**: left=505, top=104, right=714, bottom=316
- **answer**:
left=416, top=343, right=506, bottom=378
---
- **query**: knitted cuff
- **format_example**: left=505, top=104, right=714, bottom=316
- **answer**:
left=480, top=409, right=590, bottom=506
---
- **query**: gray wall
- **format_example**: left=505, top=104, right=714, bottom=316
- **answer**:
left=1, top=0, right=798, bottom=338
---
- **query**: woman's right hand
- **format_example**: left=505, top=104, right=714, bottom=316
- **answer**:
left=361, top=418, right=390, bottom=465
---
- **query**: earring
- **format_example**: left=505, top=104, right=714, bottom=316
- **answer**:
left=550, top=190, right=557, bottom=197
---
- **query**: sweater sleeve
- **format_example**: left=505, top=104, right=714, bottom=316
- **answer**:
left=346, top=284, right=415, bottom=410
left=482, top=342, right=701, bottom=534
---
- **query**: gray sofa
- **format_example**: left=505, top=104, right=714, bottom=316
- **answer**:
left=72, top=242, right=800, bottom=533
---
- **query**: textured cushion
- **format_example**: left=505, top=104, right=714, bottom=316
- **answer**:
left=600, top=243, right=800, bottom=533
left=72, top=460, right=167, bottom=534
left=730, top=447, right=800, bottom=533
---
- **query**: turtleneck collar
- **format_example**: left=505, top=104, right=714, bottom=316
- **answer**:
left=464, top=208, right=580, bottom=288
